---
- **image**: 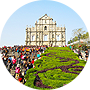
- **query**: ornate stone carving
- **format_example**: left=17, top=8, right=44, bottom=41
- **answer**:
left=25, top=14, right=66, bottom=46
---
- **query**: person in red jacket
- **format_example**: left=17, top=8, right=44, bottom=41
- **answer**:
left=31, top=59, right=34, bottom=64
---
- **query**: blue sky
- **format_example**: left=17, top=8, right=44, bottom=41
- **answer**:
left=0, top=0, right=88, bottom=47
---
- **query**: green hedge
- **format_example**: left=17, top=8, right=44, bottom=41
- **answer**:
left=25, top=47, right=86, bottom=90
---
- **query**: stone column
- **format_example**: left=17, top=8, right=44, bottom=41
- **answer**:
left=26, top=30, right=28, bottom=45
left=39, top=24, right=40, bottom=46
left=55, top=22, right=56, bottom=46
left=26, top=26, right=28, bottom=45
left=42, top=32, right=43, bottom=45
left=42, top=20, right=43, bottom=45
left=64, top=26, right=66, bottom=45
left=26, top=31, right=27, bottom=45
left=39, top=32, right=40, bottom=46
left=36, top=21, right=37, bottom=46
left=49, top=20, right=50, bottom=46
left=51, top=21, right=53, bottom=46
left=61, top=27, right=63, bottom=47
left=30, top=27, right=31, bottom=45
left=51, top=31, right=53, bottom=44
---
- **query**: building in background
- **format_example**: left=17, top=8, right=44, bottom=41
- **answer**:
left=25, top=14, right=66, bottom=46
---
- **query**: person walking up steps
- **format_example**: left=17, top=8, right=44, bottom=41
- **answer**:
left=85, top=49, right=89, bottom=61
left=37, top=52, right=40, bottom=59
left=28, top=61, right=33, bottom=69
left=6, top=59, right=12, bottom=72
left=78, top=50, right=82, bottom=59
left=88, top=48, right=90, bottom=59
left=15, top=64, right=20, bottom=80
left=17, top=56, right=21, bottom=64
left=31, top=51, right=34, bottom=59
left=12, top=56, right=17, bottom=69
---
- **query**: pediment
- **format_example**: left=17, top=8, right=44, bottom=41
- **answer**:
left=39, top=14, right=53, bottom=20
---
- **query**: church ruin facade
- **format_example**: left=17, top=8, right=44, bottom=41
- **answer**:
left=25, top=14, right=66, bottom=46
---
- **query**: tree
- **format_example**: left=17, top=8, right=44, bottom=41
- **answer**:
left=80, top=32, right=89, bottom=39
left=74, top=36, right=78, bottom=41
left=70, top=40, right=73, bottom=43
left=72, top=28, right=86, bottom=37
left=83, top=34, right=87, bottom=39
left=68, top=41, right=70, bottom=44
left=80, top=35, right=83, bottom=39
left=85, top=32, right=89, bottom=39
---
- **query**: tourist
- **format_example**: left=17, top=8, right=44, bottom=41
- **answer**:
left=88, top=48, right=90, bottom=59
left=32, top=56, right=35, bottom=60
left=69, top=45, right=72, bottom=50
left=8, top=56, right=12, bottom=62
left=0, top=47, right=1, bottom=53
left=78, top=50, right=82, bottom=59
left=24, top=63, right=29, bottom=74
left=18, top=73, right=24, bottom=84
left=15, top=64, right=20, bottom=79
left=12, top=56, right=17, bottom=69
left=29, top=48, right=32, bottom=55
left=31, top=51, right=34, bottom=59
left=12, top=47, right=15, bottom=55
left=3, top=55, right=8, bottom=66
left=85, top=49, right=89, bottom=61
left=31, top=59, right=35, bottom=65
left=35, top=48, right=38, bottom=57
left=6, top=59, right=12, bottom=72
left=32, top=48, right=34, bottom=52
left=37, top=52, right=40, bottom=59
left=11, top=47, right=13, bottom=54
left=17, top=56, right=21, bottom=64
left=25, top=55, right=29, bottom=62
left=24, top=63, right=29, bottom=69
left=27, top=56, right=31, bottom=63
left=17, top=48, right=20, bottom=56
left=65, top=45, right=67, bottom=47
left=28, top=61, right=33, bottom=69
left=24, top=52, right=27, bottom=57
left=41, top=46, right=44, bottom=53
left=20, top=52, right=23, bottom=58
left=23, top=60, right=27, bottom=68
left=43, top=46, right=46, bottom=51
left=1, top=45, right=47, bottom=84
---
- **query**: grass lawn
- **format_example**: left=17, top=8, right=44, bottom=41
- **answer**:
left=25, top=47, right=86, bottom=90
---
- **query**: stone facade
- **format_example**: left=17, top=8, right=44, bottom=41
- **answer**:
left=25, top=14, right=66, bottom=46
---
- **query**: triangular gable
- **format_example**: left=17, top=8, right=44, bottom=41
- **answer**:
left=39, top=14, right=53, bottom=20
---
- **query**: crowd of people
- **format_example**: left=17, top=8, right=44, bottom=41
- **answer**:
left=0, top=45, right=48, bottom=84
left=0, top=44, right=89, bottom=84
left=69, top=45, right=89, bottom=61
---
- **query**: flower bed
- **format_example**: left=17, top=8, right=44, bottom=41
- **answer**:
left=25, top=47, right=86, bottom=89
